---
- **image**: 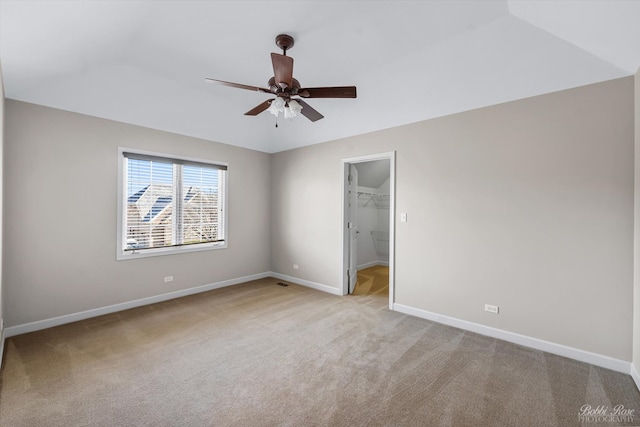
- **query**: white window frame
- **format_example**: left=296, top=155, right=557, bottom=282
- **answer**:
left=117, top=147, right=228, bottom=260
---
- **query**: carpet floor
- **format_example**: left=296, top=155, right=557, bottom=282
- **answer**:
left=1, top=277, right=639, bottom=426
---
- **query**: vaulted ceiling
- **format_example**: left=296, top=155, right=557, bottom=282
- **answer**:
left=1, top=1, right=639, bottom=153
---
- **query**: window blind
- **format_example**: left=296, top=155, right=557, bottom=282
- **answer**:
left=123, top=153, right=227, bottom=253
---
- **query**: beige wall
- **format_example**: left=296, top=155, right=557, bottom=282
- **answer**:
left=4, top=100, right=271, bottom=327
left=272, top=77, right=634, bottom=360
left=634, top=69, right=640, bottom=373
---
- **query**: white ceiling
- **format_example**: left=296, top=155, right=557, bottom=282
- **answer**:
left=356, top=160, right=391, bottom=190
left=1, top=1, right=639, bottom=153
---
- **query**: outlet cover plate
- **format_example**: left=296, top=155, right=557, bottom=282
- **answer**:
left=485, top=304, right=499, bottom=314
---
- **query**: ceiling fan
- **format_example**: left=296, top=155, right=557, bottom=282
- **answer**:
left=205, top=34, right=357, bottom=123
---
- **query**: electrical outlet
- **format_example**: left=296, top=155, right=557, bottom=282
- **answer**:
left=293, top=264, right=299, bottom=270
left=164, top=276, right=174, bottom=283
left=484, top=304, right=499, bottom=314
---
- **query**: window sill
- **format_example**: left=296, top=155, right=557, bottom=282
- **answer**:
left=116, top=242, right=227, bottom=261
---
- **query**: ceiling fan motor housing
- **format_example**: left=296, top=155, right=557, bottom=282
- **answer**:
left=268, top=77, right=301, bottom=97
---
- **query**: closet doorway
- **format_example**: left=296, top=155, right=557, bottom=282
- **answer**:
left=341, top=152, right=395, bottom=309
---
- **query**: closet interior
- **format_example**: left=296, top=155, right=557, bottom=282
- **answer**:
left=355, top=161, right=390, bottom=270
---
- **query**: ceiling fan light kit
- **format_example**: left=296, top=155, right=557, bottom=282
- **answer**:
left=268, top=98, right=302, bottom=120
left=206, top=34, right=356, bottom=125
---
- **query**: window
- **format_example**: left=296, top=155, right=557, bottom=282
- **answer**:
left=117, top=148, right=227, bottom=259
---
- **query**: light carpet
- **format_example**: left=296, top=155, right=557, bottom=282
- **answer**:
left=1, top=277, right=639, bottom=426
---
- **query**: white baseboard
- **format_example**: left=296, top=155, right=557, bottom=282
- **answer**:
left=4, top=272, right=272, bottom=338
left=357, top=261, right=380, bottom=270
left=269, top=272, right=341, bottom=296
left=631, top=363, right=640, bottom=392
left=393, top=303, right=630, bottom=375
left=357, top=261, right=389, bottom=270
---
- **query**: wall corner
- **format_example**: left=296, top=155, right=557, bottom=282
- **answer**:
left=633, top=67, right=640, bottom=390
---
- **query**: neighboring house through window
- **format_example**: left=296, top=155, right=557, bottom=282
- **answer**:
left=117, top=148, right=228, bottom=259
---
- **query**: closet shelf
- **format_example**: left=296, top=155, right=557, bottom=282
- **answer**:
left=357, top=191, right=390, bottom=208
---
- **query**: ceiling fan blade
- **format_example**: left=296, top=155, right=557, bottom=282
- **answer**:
left=296, top=99, right=324, bottom=122
left=205, top=78, right=271, bottom=94
left=271, top=53, right=293, bottom=89
left=298, top=86, right=357, bottom=98
left=244, top=100, right=272, bottom=116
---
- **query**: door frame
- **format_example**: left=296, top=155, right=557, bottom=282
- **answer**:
left=340, top=151, right=396, bottom=310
